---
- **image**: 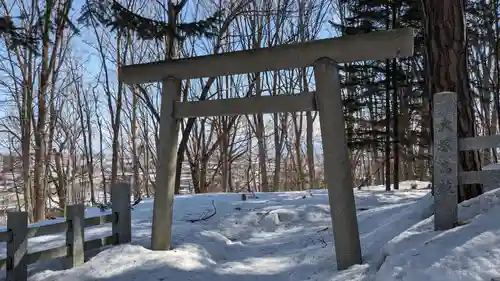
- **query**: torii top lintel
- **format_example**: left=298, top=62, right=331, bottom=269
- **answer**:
left=119, top=28, right=414, bottom=85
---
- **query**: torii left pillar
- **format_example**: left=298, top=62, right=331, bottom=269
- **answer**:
left=151, top=76, right=181, bottom=250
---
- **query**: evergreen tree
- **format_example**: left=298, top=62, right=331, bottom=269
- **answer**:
left=2, top=0, right=222, bottom=54
left=0, top=16, right=39, bottom=52
left=78, top=0, right=222, bottom=43
left=333, top=0, right=426, bottom=188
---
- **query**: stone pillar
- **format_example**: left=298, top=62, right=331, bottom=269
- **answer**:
left=151, top=76, right=181, bottom=250
left=313, top=57, right=362, bottom=270
left=432, top=91, right=458, bottom=230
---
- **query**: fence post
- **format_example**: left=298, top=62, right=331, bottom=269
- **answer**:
left=112, top=182, right=132, bottom=244
left=6, top=211, right=28, bottom=281
left=433, top=91, right=459, bottom=230
left=66, top=204, right=85, bottom=269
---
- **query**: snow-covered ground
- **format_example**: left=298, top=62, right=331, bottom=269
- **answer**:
left=3, top=180, right=500, bottom=281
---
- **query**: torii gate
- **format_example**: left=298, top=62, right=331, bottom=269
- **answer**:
left=119, top=28, right=414, bottom=270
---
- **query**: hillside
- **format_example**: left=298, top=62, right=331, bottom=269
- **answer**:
left=10, top=181, right=499, bottom=281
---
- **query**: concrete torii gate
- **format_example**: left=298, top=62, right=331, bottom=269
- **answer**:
left=119, top=28, right=414, bottom=270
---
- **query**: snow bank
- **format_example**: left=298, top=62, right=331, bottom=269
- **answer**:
left=360, top=180, right=430, bottom=191
left=26, top=187, right=430, bottom=281
left=376, top=188, right=500, bottom=281
left=25, top=183, right=500, bottom=281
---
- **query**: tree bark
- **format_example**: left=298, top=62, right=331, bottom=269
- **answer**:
left=422, top=0, right=482, bottom=201
left=131, top=86, right=141, bottom=200
left=384, top=60, right=391, bottom=192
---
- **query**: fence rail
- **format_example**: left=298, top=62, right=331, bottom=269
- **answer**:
left=433, top=91, right=500, bottom=230
left=0, top=182, right=132, bottom=281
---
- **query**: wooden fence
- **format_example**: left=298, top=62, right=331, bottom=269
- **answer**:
left=433, top=91, right=500, bottom=230
left=0, top=182, right=132, bottom=281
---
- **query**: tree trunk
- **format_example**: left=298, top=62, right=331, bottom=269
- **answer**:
left=305, top=101, right=315, bottom=190
left=273, top=113, right=283, bottom=191
left=110, top=35, right=125, bottom=189
left=254, top=74, right=269, bottom=192
left=292, top=112, right=305, bottom=190
left=272, top=73, right=285, bottom=191
left=190, top=161, right=201, bottom=194
left=93, top=89, right=108, bottom=203
left=422, top=0, right=482, bottom=201
left=83, top=91, right=96, bottom=204
left=400, top=88, right=412, bottom=180
left=131, top=86, right=141, bottom=200
left=54, top=152, right=67, bottom=212
left=221, top=122, right=230, bottom=192
left=21, top=88, right=33, bottom=222
left=391, top=60, right=399, bottom=190
left=384, top=60, right=391, bottom=192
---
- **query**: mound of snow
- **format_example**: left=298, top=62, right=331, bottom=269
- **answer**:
left=360, top=193, right=434, bottom=264
left=257, top=209, right=299, bottom=231
left=29, top=244, right=217, bottom=281
left=26, top=183, right=500, bottom=281
left=376, top=188, right=500, bottom=281
left=26, top=186, right=431, bottom=281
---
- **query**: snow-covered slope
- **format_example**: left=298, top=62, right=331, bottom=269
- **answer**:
left=21, top=181, right=500, bottom=281
left=376, top=187, right=500, bottom=281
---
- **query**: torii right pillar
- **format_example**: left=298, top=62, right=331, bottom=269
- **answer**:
left=314, top=57, right=362, bottom=270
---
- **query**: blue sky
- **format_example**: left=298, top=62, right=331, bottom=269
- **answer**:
left=0, top=0, right=335, bottom=155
